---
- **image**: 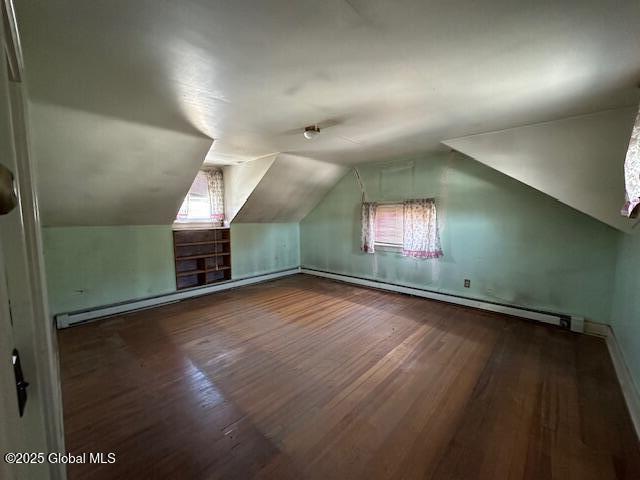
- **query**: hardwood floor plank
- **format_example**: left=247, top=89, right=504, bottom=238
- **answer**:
left=57, top=274, right=640, bottom=479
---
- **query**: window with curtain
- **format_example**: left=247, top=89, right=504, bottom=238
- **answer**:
left=175, top=169, right=225, bottom=226
left=361, top=199, right=443, bottom=259
left=622, top=106, right=640, bottom=218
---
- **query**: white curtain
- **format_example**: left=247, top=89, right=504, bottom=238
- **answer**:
left=207, top=168, right=225, bottom=225
left=622, top=106, right=640, bottom=218
left=402, top=199, right=443, bottom=259
left=361, top=202, right=377, bottom=253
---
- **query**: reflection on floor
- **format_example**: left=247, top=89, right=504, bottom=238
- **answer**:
left=58, top=274, right=640, bottom=480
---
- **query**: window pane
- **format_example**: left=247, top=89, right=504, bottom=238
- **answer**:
left=175, top=171, right=214, bottom=223
left=375, top=204, right=403, bottom=245
left=186, top=195, right=211, bottom=220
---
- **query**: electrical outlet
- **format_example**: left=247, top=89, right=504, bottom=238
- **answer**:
left=464, top=279, right=470, bottom=288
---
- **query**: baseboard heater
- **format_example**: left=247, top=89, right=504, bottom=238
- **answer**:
left=58, top=266, right=583, bottom=333
left=301, top=268, right=583, bottom=333
left=56, top=267, right=301, bottom=329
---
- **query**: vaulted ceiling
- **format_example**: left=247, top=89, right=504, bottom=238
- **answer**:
left=31, top=103, right=211, bottom=226
left=16, top=0, right=640, bottom=227
left=232, top=154, right=347, bottom=223
left=445, top=107, right=638, bottom=232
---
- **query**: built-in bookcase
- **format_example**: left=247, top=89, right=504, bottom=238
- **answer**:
left=173, top=228, right=231, bottom=290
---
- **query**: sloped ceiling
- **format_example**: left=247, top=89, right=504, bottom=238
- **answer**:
left=31, top=103, right=212, bottom=226
left=16, top=0, right=640, bottom=226
left=233, top=154, right=347, bottom=223
left=444, top=107, right=637, bottom=233
left=223, top=154, right=276, bottom=222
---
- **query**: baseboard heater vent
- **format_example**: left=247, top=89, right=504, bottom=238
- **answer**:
left=301, top=268, right=582, bottom=332
left=56, top=267, right=301, bottom=329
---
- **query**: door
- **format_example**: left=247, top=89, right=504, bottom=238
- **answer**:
left=0, top=1, right=66, bottom=478
left=0, top=3, right=28, bottom=474
left=0, top=219, right=28, bottom=480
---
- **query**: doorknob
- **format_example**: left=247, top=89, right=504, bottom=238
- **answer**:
left=0, top=164, right=18, bottom=215
left=12, top=349, right=29, bottom=417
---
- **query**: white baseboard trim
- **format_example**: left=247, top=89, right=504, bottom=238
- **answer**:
left=301, top=268, right=571, bottom=329
left=583, top=320, right=610, bottom=338
left=56, top=267, right=301, bottom=329
left=584, top=321, right=640, bottom=439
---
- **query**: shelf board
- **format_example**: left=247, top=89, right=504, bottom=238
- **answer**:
left=175, top=239, right=230, bottom=247
left=175, top=252, right=231, bottom=261
left=176, top=269, right=206, bottom=277
left=175, top=265, right=231, bottom=277
left=177, top=264, right=232, bottom=276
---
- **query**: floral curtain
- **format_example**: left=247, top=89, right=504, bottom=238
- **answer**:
left=622, top=106, right=640, bottom=218
left=207, top=168, right=225, bottom=225
left=361, top=202, right=377, bottom=253
left=402, top=199, right=443, bottom=259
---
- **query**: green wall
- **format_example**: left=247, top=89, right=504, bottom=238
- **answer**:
left=43, top=225, right=176, bottom=314
left=43, top=223, right=300, bottom=315
left=611, top=232, right=640, bottom=392
left=230, top=223, right=300, bottom=278
left=300, top=153, right=620, bottom=324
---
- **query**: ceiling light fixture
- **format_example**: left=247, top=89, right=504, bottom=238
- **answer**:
left=303, top=125, right=320, bottom=140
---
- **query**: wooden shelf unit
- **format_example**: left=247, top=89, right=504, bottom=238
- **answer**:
left=173, top=228, right=231, bottom=290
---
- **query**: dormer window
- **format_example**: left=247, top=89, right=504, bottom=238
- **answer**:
left=622, top=106, right=640, bottom=218
left=175, top=169, right=224, bottom=227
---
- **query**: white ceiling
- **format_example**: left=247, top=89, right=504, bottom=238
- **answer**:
left=445, top=107, right=638, bottom=233
left=18, top=0, right=640, bottom=167
left=16, top=0, right=640, bottom=228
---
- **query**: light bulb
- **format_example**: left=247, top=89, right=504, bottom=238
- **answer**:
left=303, top=126, right=320, bottom=140
left=303, top=130, right=318, bottom=140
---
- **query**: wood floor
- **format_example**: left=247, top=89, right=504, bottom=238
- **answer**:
left=58, top=274, right=640, bottom=480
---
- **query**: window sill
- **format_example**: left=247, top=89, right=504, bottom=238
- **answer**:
left=374, top=243, right=402, bottom=253
left=172, top=222, right=227, bottom=231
